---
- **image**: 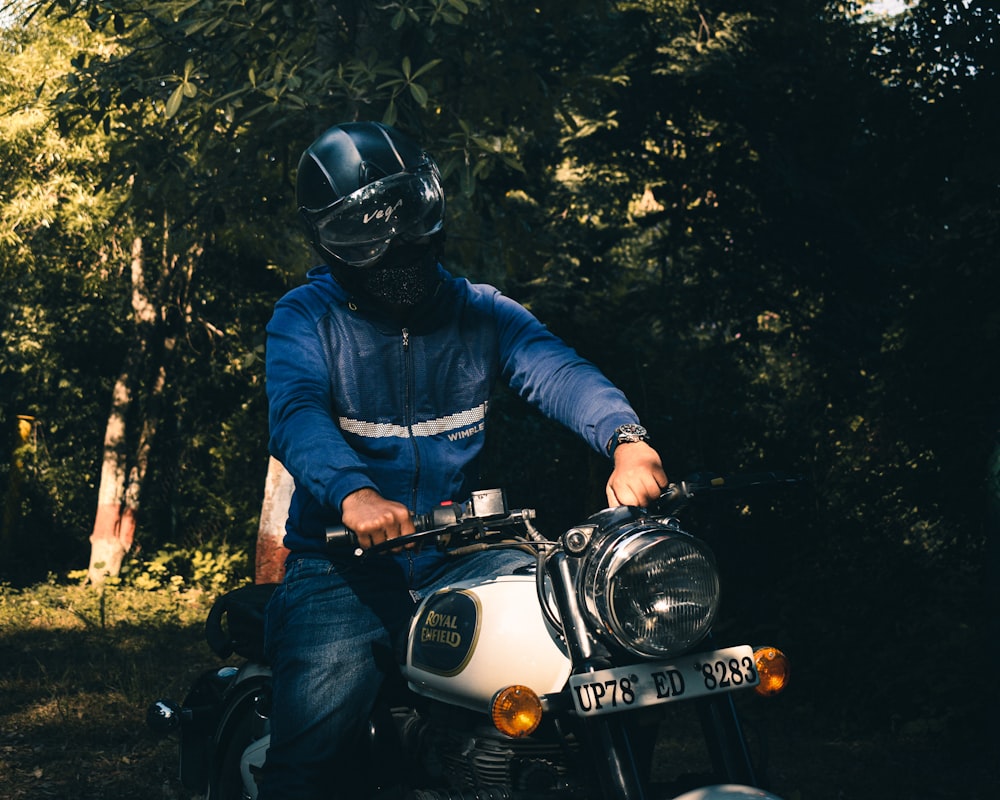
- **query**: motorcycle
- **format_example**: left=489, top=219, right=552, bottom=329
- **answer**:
left=149, top=472, right=799, bottom=800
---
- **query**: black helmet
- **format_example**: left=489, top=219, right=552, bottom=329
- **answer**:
left=296, top=122, right=445, bottom=268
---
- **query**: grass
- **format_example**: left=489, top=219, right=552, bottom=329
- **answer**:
left=1, top=578, right=997, bottom=800
left=0, top=579, right=226, bottom=799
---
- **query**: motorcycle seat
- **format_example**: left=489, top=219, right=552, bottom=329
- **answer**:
left=204, top=582, right=278, bottom=662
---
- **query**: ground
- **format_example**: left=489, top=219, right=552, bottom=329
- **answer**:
left=1, top=583, right=996, bottom=799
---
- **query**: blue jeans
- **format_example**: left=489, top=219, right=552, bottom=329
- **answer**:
left=258, top=547, right=534, bottom=800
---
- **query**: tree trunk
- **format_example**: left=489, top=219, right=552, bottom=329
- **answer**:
left=255, top=456, right=293, bottom=583
left=88, top=368, right=137, bottom=585
left=88, top=235, right=167, bottom=585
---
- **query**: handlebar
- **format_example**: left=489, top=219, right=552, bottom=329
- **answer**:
left=652, top=471, right=805, bottom=515
left=327, top=473, right=802, bottom=555
left=325, top=488, right=537, bottom=556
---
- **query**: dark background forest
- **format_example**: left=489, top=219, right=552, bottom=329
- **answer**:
left=1, top=1, right=998, bottom=797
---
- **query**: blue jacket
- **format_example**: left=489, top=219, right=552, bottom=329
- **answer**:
left=265, top=265, right=642, bottom=557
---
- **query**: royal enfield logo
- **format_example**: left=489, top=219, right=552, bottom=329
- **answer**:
left=420, top=610, right=462, bottom=647
left=362, top=198, right=403, bottom=225
left=411, top=590, right=480, bottom=676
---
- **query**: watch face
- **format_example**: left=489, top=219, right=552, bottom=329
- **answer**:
left=608, top=424, right=649, bottom=456
left=616, top=424, right=648, bottom=442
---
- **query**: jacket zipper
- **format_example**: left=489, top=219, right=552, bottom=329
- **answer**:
left=402, top=328, right=421, bottom=514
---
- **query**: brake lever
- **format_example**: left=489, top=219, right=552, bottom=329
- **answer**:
left=363, top=524, right=464, bottom=557
left=650, top=481, right=695, bottom=515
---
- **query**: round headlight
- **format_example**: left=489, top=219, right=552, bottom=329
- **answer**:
left=580, top=523, right=720, bottom=658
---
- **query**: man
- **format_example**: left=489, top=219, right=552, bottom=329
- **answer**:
left=261, top=121, right=667, bottom=799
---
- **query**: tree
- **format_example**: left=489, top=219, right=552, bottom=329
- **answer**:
left=38, top=0, right=666, bottom=574
left=16, top=0, right=817, bottom=575
left=87, top=231, right=196, bottom=583
left=1, top=4, right=286, bottom=584
left=1, top=13, right=127, bottom=579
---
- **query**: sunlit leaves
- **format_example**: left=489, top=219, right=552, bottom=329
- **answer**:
left=861, top=0, right=998, bottom=101
left=164, top=59, right=198, bottom=119
left=377, top=55, right=442, bottom=113
left=388, top=0, right=483, bottom=27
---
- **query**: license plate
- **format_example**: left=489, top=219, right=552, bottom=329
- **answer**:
left=569, top=645, right=759, bottom=716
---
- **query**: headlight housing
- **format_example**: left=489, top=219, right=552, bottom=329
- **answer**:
left=579, top=521, right=720, bottom=658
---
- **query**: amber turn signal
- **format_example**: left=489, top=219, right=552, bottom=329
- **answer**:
left=753, top=646, right=791, bottom=696
left=491, top=685, right=543, bottom=737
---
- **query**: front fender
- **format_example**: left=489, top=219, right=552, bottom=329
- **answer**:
left=672, top=786, right=784, bottom=800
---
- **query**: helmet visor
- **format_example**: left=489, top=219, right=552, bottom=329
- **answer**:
left=312, top=162, right=445, bottom=267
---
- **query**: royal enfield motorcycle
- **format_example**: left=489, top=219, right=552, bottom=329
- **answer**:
left=149, top=473, right=799, bottom=800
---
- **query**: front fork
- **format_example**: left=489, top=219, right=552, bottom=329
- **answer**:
left=547, top=552, right=759, bottom=799
left=696, top=691, right=758, bottom=786
left=548, top=552, right=647, bottom=800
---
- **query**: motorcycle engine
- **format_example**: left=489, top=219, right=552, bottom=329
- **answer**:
left=398, top=708, right=585, bottom=797
left=437, top=727, right=576, bottom=792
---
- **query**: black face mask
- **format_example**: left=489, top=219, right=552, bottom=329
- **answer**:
left=357, top=242, right=441, bottom=308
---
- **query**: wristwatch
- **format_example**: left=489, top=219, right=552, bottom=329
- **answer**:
left=607, top=423, right=650, bottom=458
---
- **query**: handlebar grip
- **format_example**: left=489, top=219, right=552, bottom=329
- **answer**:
left=324, top=510, right=442, bottom=551
left=323, top=494, right=525, bottom=555
left=324, top=509, right=443, bottom=553
left=325, top=525, right=358, bottom=549
left=658, top=482, right=690, bottom=502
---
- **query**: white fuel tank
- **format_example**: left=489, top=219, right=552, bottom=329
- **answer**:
left=405, top=573, right=571, bottom=713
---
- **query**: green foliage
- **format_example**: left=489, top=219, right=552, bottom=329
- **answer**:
left=67, top=541, right=251, bottom=594
left=1, top=0, right=997, bottom=748
left=0, top=16, right=125, bottom=576
left=130, top=543, right=251, bottom=594
left=1, top=568, right=213, bottom=627
left=1, top=7, right=288, bottom=584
